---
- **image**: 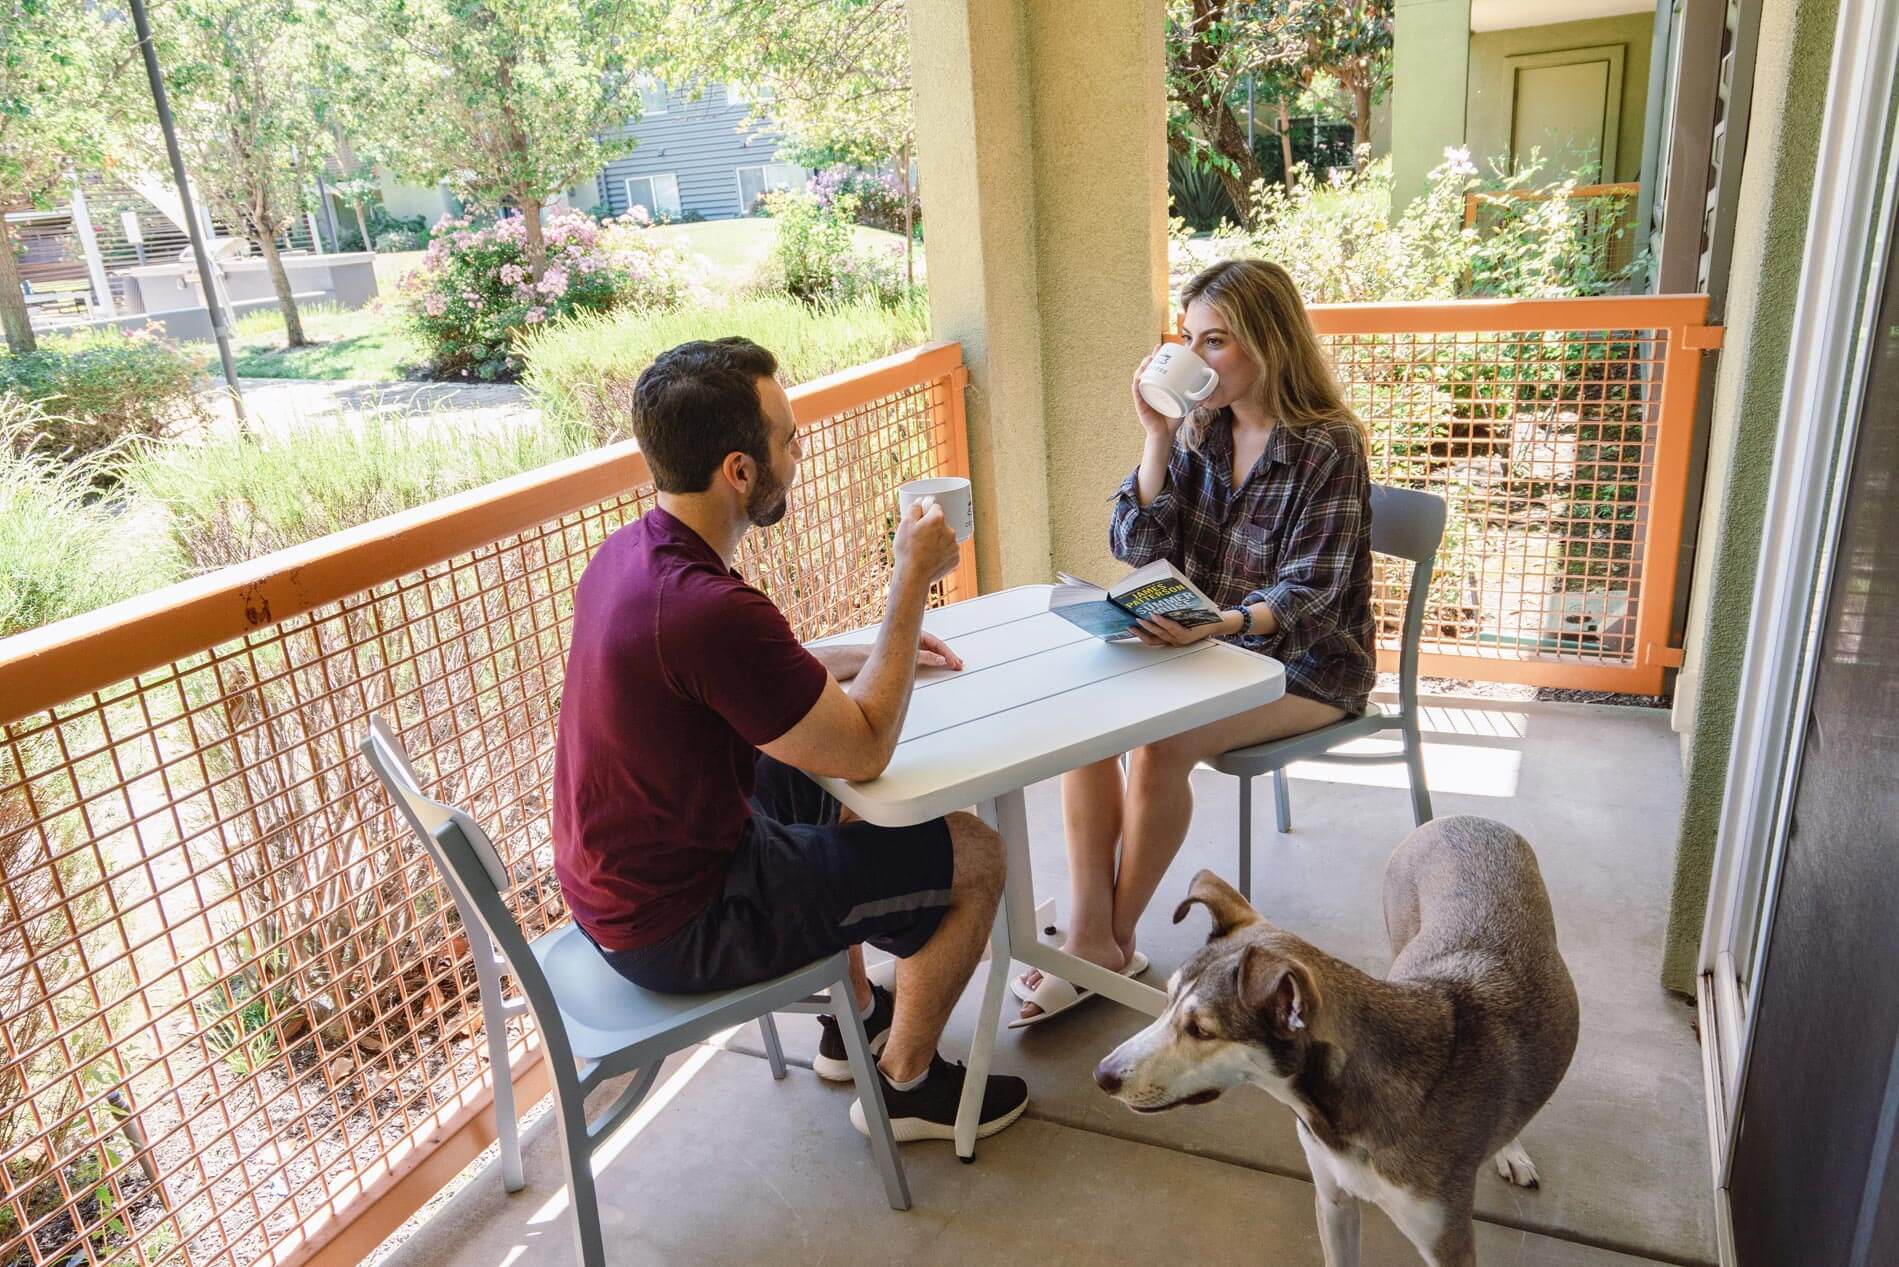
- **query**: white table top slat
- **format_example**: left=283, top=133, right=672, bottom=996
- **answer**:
left=812, top=586, right=1286, bottom=826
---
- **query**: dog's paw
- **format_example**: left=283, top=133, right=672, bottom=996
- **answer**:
left=1492, top=1139, right=1540, bottom=1189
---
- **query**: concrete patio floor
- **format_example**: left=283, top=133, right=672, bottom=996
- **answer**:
left=374, top=696, right=1716, bottom=1267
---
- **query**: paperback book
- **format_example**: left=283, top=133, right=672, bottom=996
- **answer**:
left=1049, top=559, right=1227, bottom=641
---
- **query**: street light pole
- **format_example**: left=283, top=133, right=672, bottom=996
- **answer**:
left=125, top=0, right=246, bottom=424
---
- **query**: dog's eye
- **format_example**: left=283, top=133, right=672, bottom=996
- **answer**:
left=1184, top=1016, right=1215, bottom=1042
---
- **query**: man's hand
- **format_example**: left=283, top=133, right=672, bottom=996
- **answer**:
left=918, top=630, right=963, bottom=671
left=892, top=498, right=961, bottom=594
left=1130, top=612, right=1232, bottom=648
left=806, top=632, right=963, bottom=680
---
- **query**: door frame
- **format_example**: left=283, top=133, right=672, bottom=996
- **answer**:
left=1697, top=0, right=1899, bottom=1259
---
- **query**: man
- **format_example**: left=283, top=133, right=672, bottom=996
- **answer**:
left=552, top=337, right=1027, bottom=1142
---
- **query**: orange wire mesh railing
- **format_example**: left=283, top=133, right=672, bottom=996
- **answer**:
left=0, top=343, right=972, bottom=1267
left=1310, top=294, right=1719, bottom=693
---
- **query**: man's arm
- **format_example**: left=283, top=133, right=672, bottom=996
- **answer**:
left=805, top=632, right=963, bottom=682
left=762, top=502, right=960, bottom=781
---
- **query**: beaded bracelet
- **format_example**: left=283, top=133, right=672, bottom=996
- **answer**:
left=1230, top=606, right=1253, bottom=638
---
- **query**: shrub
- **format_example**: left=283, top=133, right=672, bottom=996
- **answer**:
left=402, top=209, right=623, bottom=381
left=761, top=191, right=908, bottom=307
left=123, top=410, right=584, bottom=571
left=524, top=292, right=932, bottom=445
left=1, top=399, right=168, bottom=637
left=0, top=327, right=208, bottom=469
left=809, top=166, right=919, bottom=236
left=375, top=228, right=427, bottom=253
left=1235, top=151, right=1645, bottom=305
left=597, top=216, right=710, bottom=311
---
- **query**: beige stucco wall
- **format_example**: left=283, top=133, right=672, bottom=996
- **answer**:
left=1659, top=0, right=1840, bottom=994
left=910, top=0, right=1168, bottom=591
left=1465, top=13, right=1654, bottom=185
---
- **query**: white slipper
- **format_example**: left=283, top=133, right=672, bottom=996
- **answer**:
left=1007, top=952, right=1150, bottom=1029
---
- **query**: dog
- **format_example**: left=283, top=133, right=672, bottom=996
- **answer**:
left=1093, top=815, right=1579, bottom=1267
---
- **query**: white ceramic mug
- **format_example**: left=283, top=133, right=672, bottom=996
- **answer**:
left=1137, top=344, right=1220, bottom=418
left=898, top=476, right=974, bottom=543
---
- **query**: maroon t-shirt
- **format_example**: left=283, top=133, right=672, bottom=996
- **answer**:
left=552, top=507, right=829, bottom=950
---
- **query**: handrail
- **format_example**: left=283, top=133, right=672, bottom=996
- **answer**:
left=1307, top=292, right=1711, bottom=336
left=0, top=340, right=967, bottom=725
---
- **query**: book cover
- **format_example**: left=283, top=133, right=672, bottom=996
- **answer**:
left=1049, top=561, right=1226, bottom=641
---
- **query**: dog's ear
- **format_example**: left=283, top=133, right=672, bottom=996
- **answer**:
left=1238, top=944, right=1319, bottom=1038
left=1171, top=869, right=1263, bottom=940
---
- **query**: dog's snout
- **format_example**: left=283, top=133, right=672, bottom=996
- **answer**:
left=1093, top=1059, right=1123, bottom=1094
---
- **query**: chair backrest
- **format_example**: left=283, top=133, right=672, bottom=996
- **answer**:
left=1368, top=485, right=1447, bottom=715
left=359, top=717, right=550, bottom=981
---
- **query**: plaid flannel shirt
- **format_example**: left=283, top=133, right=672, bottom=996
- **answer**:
left=1110, top=415, right=1376, bottom=714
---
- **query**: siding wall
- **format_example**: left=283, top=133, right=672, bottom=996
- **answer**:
left=595, top=84, right=798, bottom=220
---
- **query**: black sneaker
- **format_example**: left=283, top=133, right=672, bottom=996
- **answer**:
left=813, top=983, right=895, bottom=1082
left=848, top=1053, right=1029, bottom=1143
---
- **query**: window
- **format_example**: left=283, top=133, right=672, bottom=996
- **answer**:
left=725, top=81, right=774, bottom=107
left=625, top=174, right=682, bottom=221
left=735, top=162, right=806, bottom=215
left=638, top=79, right=669, bottom=117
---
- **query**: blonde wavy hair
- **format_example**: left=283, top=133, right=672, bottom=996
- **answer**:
left=1176, top=259, right=1364, bottom=452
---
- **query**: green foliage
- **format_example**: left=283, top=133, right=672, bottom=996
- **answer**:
left=762, top=191, right=908, bottom=307
left=1235, top=152, right=1645, bottom=304
left=0, top=327, right=210, bottom=468
left=123, top=412, right=583, bottom=573
left=659, top=0, right=911, bottom=164
left=340, top=0, right=652, bottom=242
left=190, top=933, right=295, bottom=1079
left=0, top=400, right=167, bottom=636
left=0, top=0, right=142, bottom=351
left=375, top=228, right=428, bottom=252
left=523, top=292, right=931, bottom=444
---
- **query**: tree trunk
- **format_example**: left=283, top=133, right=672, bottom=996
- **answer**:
left=354, top=203, right=371, bottom=251
left=519, top=197, right=548, bottom=281
left=256, top=232, right=308, bottom=348
left=0, top=214, right=37, bottom=355
left=898, top=144, right=914, bottom=287
left=1352, top=81, right=1373, bottom=167
left=1276, top=99, right=1296, bottom=191
left=1201, top=100, right=1265, bottom=225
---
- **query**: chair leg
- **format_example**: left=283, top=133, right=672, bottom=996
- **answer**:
left=1403, top=719, right=1434, bottom=825
left=832, top=968, right=911, bottom=1211
left=759, top=1012, right=788, bottom=1081
left=473, top=952, right=525, bottom=1192
left=552, top=1072, right=607, bottom=1267
left=1236, top=775, right=1253, bottom=903
left=1273, top=768, right=1293, bottom=833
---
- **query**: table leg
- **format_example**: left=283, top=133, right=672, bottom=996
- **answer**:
left=954, top=796, right=1019, bottom=1162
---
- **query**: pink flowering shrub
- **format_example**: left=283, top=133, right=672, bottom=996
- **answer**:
left=598, top=215, right=708, bottom=311
left=403, top=209, right=623, bottom=381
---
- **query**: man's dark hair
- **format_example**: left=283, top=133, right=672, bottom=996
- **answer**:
left=630, top=338, right=781, bottom=493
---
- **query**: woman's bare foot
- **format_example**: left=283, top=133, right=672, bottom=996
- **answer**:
left=1016, top=935, right=1138, bottom=1021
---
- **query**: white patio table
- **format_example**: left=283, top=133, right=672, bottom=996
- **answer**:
left=809, top=584, right=1284, bottom=1158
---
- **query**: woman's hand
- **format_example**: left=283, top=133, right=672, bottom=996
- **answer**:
left=1129, top=611, right=1237, bottom=648
left=1131, top=351, right=1184, bottom=441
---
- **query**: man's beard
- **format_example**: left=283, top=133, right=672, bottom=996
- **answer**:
left=745, top=462, right=790, bottom=527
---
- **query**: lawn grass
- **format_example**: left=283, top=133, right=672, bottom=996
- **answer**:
left=645, top=219, right=917, bottom=283
left=226, top=303, right=424, bottom=381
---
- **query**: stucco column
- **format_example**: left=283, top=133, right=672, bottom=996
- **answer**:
left=1392, top=0, right=1471, bottom=212
left=910, top=0, right=1168, bottom=590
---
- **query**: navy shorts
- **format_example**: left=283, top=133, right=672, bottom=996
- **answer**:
left=588, top=755, right=955, bottom=994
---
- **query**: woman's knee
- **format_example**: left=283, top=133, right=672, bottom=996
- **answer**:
left=943, top=811, right=1005, bottom=902
left=1128, top=737, right=1198, bottom=789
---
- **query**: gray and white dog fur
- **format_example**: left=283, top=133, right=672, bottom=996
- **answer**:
left=1094, top=815, right=1579, bottom=1267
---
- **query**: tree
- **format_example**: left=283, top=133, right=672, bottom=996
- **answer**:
left=659, top=0, right=911, bottom=167
left=340, top=0, right=653, bottom=282
left=657, top=0, right=915, bottom=278
left=1166, top=0, right=1274, bottom=223
left=1265, top=0, right=1391, bottom=157
left=0, top=0, right=138, bottom=354
left=162, top=0, right=332, bottom=347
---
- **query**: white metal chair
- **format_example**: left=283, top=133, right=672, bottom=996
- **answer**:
left=1205, top=485, right=1447, bottom=901
left=359, top=717, right=909, bottom=1267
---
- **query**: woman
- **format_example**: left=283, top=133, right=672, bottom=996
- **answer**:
left=1015, top=258, right=1376, bottom=1024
